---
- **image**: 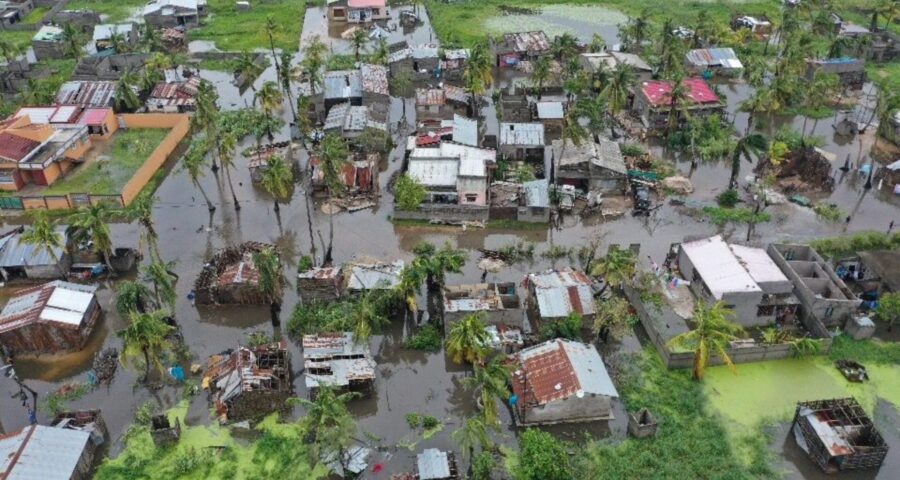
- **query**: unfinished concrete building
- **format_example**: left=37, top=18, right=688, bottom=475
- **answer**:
left=204, top=341, right=292, bottom=422
left=510, top=339, right=619, bottom=425
left=768, top=244, right=860, bottom=327
left=792, top=398, right=889, bottom=473
left=194, top=242, right=280, bottom=305
left=302, top=332, right=376, bottom=394
left=442, top=282, right=521, bottom=331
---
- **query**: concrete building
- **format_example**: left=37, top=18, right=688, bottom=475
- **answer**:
left=632, top=77, right=724, bottom=130
left=524, top=267, right=597, bottom=329
left=0, top=281, right=100, bottom=355
left=579, top=51, right=653, bottom=84
left=388, top=42, right=440, bottom=82
left=495, top=31, right=551, bottom=68
left=406, top=141, right=496, bottom=207
left=302, top=332, right=376, bottom=394
left=0, top=0, right=34, bottom=29
left=204, top=340, right=292, bottom=422
left=554, top=137, right=627, bottom=193
left=511, top=339, right=619, bottom=425
left=92, top=23, right=138, bottom=52
left=143, top=0, right=207, bottom=29
left=326, top=0, right=388, bottom=24
left=677, top=235, right=799, bottom=327
left=71, top=53, right=150, bottom=81
left=498, top=122, right=545, bottom=163
left=0, top=424, right=96, bottom=479
left=32, top=25, right=66, bottom=61
left=442, top=282, right=520, bottom=330
left=296, top=266, right=342, bottom=303
left=806, top=58, right=866, bottom=90
left=768, top=243, right=860, bottom=327
left=415, top=85, right=470, bottom=123
left=52, top=9, right=101, bottom=33
left=490, top=179, right=551, bottom=223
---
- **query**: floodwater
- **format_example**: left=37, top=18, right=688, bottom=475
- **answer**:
left=1, top=3, right=899, bottom=478
left=483, top=5, right=625, bottom=47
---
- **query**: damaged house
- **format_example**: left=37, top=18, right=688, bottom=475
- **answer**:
left=498, top=122, right=545, bottom=164
left=147, top=72, right=202, bottom=113
left=532, top=101, right=564, bottom=137
left=92, top=23, right=138, bottom=52
left=415, top=85, right=470, bottom=123
left=143, top=0, right=207, bottom=29
left=32, top=25, right=66, bottom=61
left=488, top=178, right=550, bottom=223
left=443, top=282, right=521, bottom=329
left=388, top=43, right=440, bottom=82
left=297, top=266, right=343, bottom=304
left=632, top=77, right=724, bottom=130
left=342, top=258, right=404, bottom=294
left=323, top=102, right=387, bottom=141
left=323, top=64, right=389, bottom=113
left=55, top=81, right=116, bottom=108
left=302, top=332, right=376, bottom=394
left=204, top=340, right=292, bottom=422
left=0, top=281, right=100, bottom=355
left=416, top=448, right=460, bottom=480
left=768, top=243, right=860, bottom=327
left=0, top=227, right=69, bottom=280
left=495, top=31, right=551, bottom=68
left=0, top=424, right=97, bottom=480
left=553, top=137, right=627, bottom=193
left=310, top=152, right=377, bottom=197
left=510, top=338, right=619, bottom=425
left=806, top=57, right=866, bottom=90
left=677, top=235, right=800, bottom=327
left=792, top=398, right=889, bottom=473
left=524, top=267, right=597, bottom=330
left=0, top=0, right=33, bottom=29
left=194, top=242, right=281, bottom=305
left=579, top=51, right=653, bottom=85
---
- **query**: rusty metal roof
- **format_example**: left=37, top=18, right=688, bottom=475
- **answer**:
left=0, top=281, right=97, bottom=334
left=503, top=31, right=550, bottom=54
left=512, top=339, right=617, bottom=408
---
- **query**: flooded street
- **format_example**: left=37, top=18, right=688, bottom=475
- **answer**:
left=1, top=3, right=898, bottom=478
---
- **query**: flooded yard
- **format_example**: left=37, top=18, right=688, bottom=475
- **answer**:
left=0, top=2, right=899, bottom=479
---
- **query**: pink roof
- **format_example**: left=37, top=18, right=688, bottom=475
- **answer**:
left=79, top=108, right=112, bottom=126
left=641, top=77, right=720, bottom=106
left=348, top=0, right=384, bottom=7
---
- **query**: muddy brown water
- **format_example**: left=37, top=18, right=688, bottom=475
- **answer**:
left=1, top=5, right=899, bottom=478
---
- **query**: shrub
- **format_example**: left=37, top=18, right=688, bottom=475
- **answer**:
left=716, top=189, right=739, bottom=208
left=405, top=324, right=443, bottom=352
left=540, top=312, right=582, bottom=341
left=395, top=174, right=426, bottom=211
left=513, top=429, right=574, bottom=480
left=813, top=203, right=844, bottom=223
left=619, top=143, right=646, bottom=157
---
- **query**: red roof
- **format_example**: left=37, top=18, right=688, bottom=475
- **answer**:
left=78, top=108, right=111, bottom=126
left=348, top=0, right=385, bottom=7
left=641, top=77, right=720, bottom=106
left=416, top=128, right=453, bottom=146
left=0, top=133, right=40, bottom=163
left=511, top=340, right=581, bottom=405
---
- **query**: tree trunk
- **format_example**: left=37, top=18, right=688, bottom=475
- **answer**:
left=142, top=346, right=151, bottom=383
left=324, top=212, right=334, bottom=265
left=224, top=165, right=241, bottom=211
left=195, top=180, right=216, bottom=212
left=274, top=200, right=283, bottom=232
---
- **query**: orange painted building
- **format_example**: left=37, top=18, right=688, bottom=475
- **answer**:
left=0, top=106, right=116, bottom=192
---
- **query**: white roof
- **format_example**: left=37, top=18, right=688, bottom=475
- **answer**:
left=680, top=235, right=761, bottom=299
left=536, top=101, right=564, bottom=119
left=0, top=425, right=91, bottom=479
left=144, top=0, right=199, bottom=15
left=408, top=158, right=458, bottom=187
left=499, top=122, right=544, bottom=146
left=92, top=23, right=133, bottom=41
left=729, top=244, right=789, bottom=285
left=452, top=114, right=478, bottom=147
left=42, top=286, right=95, bottom=325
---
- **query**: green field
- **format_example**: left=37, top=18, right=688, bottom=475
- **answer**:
left=42, top=129, right=169, bottom=196
left=0, top=29, right=36, bottom=50
left=22, top=7, right=49, bottom=24
left=65, top=0, right=146, bottom=22
left=190, top=0, right=305, bottom=52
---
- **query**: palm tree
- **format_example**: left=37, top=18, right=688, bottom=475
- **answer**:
left=410, top=241, right=467, bottom=291
left=118, top=310, right=175, bottom=383
left=462, top=357, right=511, bottom=425
left=396, top=261, right=426, bottom=315
left=253, top=247, right=285, bottom=327
left=446, top=312, right=490, bottom=365
left=108, top=31, right=129, bottom=54
left=260, top=154, right=294, bottom=217
left=142, top=260, right=178, bottom=312
left=531, top=56, right=551, bottom=100
left=371, top=38, right=389, bottom=65
left=236, top=51, right=266, bottom=93
left=278, top=50, right=298, bottom=125
left=551, top=33, right=579, bottom=62
left=572, top=95, right=607, bottom=142
left=116, top=280, right=155, bottom=316
left=350, top=28, right=369, bottom=61
left=126, top=192, right=161, bottom=261
left=21, top=213, right=65, bottom=277
left=183, top=138, right=216, bottom=212
left=667, top=301, right=744, bottom=380
left=263, top=16, right=282, bottom=81
left=590, top=248, right=636, bottom=295
left=61, top=23, right=83, bottom=59
left=462, top=41, right=493, bottom=117
left=297, top=386, right=359, bottom=474
left=139, top=23, right=162, bottom=52
left=69, top=204, right=115, bottom=273
left=138, top=66, right=163, bottom=96
left=256, top=81, right=284, bottom=141
left=878, top=0, right=900, bottom=30
left=729, top=133, right=767, bottom=190
left=663, top=71, right=691, bottom=138
left=589, top=33, right=606, bottom=53
left=217, top=132, right=241, bottom=210
left=348, top=289, right=390, bottom=343
left=318, top=134, right=349, bottom=264
left=453, top=415, right=491, bottom=463
left=301, top=36, right=327, bottom=97
left=114, top=71, right=140, bottom=112
left=601, top=64, right=635, bottom=125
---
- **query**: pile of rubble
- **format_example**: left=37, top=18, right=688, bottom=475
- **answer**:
left=757, top=147, right=835, bottom=193
left=91, top=348, right=118, bottom=386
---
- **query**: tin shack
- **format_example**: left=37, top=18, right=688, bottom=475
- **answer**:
left=0, top=281, right=100, bottom=355
left=204, top=340, right=292, bottom=422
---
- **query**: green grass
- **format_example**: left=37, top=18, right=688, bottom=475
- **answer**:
left=0, top=29, right=37, bottom=50
left=191, top=58, right=238, bottom=72
left=65, top=0, right=147, bottom=22
left=22, top=7, right=49, bottom=24
left=42, top=129, right=169, bottom=196
left=867, top=60, right=900, bottom=94
left=487, top=219, right=549, bottom=230
left=578, top=349, right=774, bottom=478
left=190, top=0, right=304, bottom=52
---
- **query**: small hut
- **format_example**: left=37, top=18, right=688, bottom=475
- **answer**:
left=204, top=340, right=292, bottom=422
left=149, top=414, right=181, bottom=447
left=792, top=398, right=889, bottom=473
left=194, top=242, right=280, bottom=305
left=302, top=332, right=376, bottom=395
left=416, top=448, right=460, bottom=480
left=52, top=410, right=108, bottom=447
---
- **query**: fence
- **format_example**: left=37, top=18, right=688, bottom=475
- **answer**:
left=624, top=284, right=832, bottom=370
left=1, top=114, right=190, bottom=213
left=393, top=204, right=490, bottom=223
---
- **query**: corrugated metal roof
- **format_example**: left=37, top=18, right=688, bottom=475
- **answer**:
left=0, top=133, right=40, bottom=163
left=503, top=31, right=550, bottom=54
left=685, top=48, right=742, bottom=69
left=535, top=101, right=564, bottom=119
left=680, top=235, right=762, bottom=299
left=143, top=0, right=199, bottom=15
left=417, top=448, right=451, bottom=480
left=359, top=63, right=388, bottom=95
left=499, top=122, right=544, bottom=146
left=56, top=81, right=116, bottom=108
left=512, top=339, right=617, bottom=408
left=324, top=70, right=362, bottom=100
left=345, top=260, right=404, bottom=290
left=0, top=425, right=91, bottom=479
left=0, top=230, right=65, bottom=268
left=522, top=179, right=549, bottom=208
left=408, top=158, right=458, bottom=187
left=452, top=115, right=478, bottom=147
left=0, top=281, right=96, bottom=333
left=640, top=77, right=720, bottom=107
left=527, top=268, right=595, bottom=318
